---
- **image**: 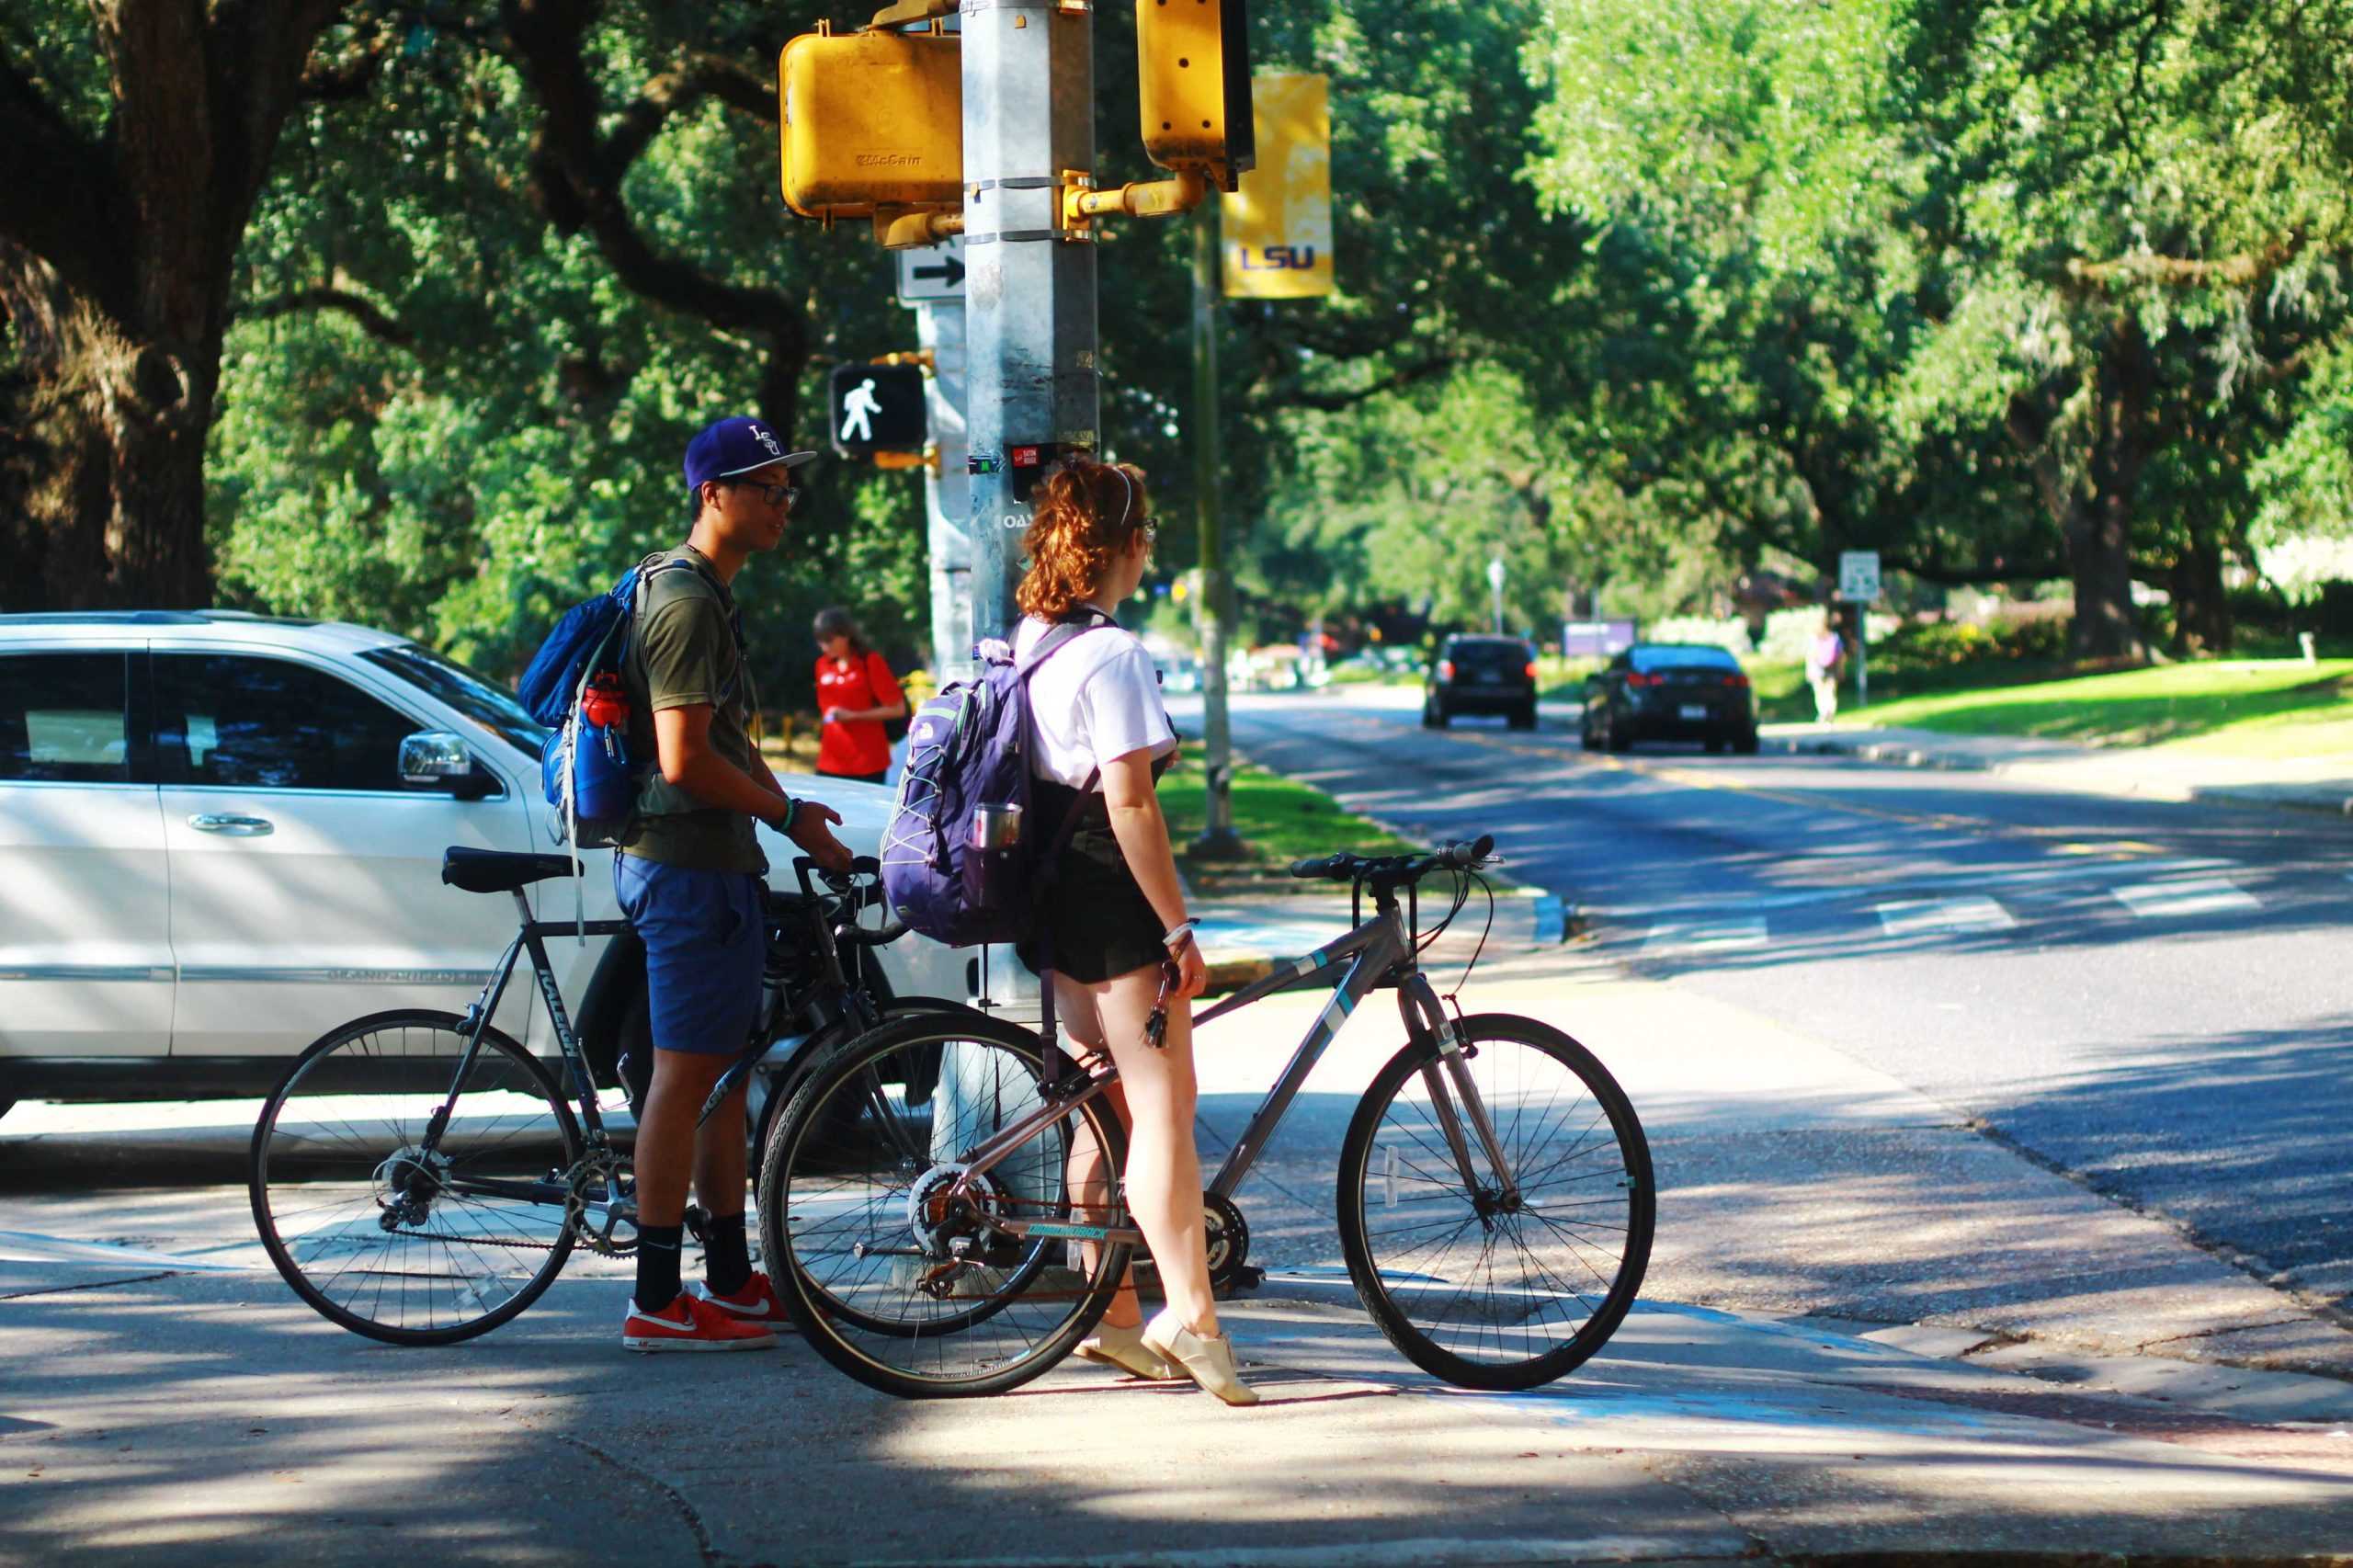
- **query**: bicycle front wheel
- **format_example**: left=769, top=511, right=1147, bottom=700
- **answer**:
left=1337, top=1014, right=1654, bottom=1390
left=250, top=1010, right=583, bottom=1345
left=758, top=1013, right=1131, bottom=1398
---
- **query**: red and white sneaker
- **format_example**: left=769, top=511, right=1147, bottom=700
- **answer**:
left=621, top=1291, right=779, bottom=1353
left=688, top=1271, right=795, bottom=1333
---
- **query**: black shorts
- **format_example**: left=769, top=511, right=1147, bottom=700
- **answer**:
left=1023, top=789, right=1165, bottom=984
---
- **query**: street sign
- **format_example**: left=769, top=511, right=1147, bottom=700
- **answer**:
left=829, top=363, right=927, bottom=457
left=896, top=237, right=966, bottom=304
left=1837, top=551, right=1881, bottom=603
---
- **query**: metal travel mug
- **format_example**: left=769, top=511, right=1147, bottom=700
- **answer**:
left=970, top=802, right=1024, bottom=850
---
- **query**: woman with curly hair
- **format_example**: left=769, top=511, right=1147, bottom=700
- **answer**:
left=1017, top=457, right=1256, bottom=1406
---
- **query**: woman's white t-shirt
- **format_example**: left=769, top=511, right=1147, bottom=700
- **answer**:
left=1013, top=613, right=1177, bottom=788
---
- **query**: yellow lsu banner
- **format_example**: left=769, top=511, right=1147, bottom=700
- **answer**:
left=1222, top=74, right=1333, bottom=299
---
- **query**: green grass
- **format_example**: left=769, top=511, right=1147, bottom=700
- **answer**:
left=1849, top=659, right=2353, bottom=759
left=1159, top=752, right=1415, bottom=871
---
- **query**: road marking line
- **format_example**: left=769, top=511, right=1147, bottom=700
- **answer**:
left=1643, top=917, right=1768, bottom=955
left=1876, top=897, right=2017, bottom=937
left=2111, top=877, right=2260, bottom=919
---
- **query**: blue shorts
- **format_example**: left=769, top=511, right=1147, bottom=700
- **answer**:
left=613, top=855, right=767, bottom=1056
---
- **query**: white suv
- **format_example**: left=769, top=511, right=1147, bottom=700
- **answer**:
left=0, top=610, right=961, bottom=1117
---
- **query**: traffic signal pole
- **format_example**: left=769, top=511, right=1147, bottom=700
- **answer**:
left=962, top=0, right=1099, bottom=643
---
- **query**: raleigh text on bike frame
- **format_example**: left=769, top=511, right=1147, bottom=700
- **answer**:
left=936, top=881, right=1524, bottom=1251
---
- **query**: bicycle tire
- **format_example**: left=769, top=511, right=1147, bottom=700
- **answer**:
left=1336, top=1014, right=1653, bottom=1391
left=759, top=1013, right=1131, bottom=1399
left=250, top=1009, right=583, bottom=1346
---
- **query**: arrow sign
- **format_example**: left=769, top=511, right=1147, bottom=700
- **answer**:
left=896, top=236, right=966, bottom=304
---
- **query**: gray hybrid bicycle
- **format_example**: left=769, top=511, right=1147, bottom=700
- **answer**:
left=757, top=834, right=1654, bottom=1398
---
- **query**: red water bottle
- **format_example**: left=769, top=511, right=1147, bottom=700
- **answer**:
left=580, top=673, right=630, bottom=730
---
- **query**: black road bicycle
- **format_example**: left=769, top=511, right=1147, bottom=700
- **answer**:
left=248, top=848, right=971, bottom=1345
left=756, top=834, right=1655, bottom=1398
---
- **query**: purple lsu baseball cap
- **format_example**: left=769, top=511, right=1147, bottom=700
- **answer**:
left=684, top=416, right=818, bottom=493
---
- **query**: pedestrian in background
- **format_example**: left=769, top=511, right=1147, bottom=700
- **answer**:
left=1807, top=611, right=1846, bottom=724
left=813, top=607, right=906, bottom=786
left=1014, top=456, right=1256, bottom=1407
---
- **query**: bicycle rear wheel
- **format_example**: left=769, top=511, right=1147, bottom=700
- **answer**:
left=1337, top=1014, right=1653, bottom=1390
left=758, top=1013, right=1131, bottom=1398
left=250, top=1010, right=583, bottom=1345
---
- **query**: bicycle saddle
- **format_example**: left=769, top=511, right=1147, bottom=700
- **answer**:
left=441, top=846, right=577, bottom=894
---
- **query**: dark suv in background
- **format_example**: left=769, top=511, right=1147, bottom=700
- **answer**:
left=1581, top=642, right=1760, bottom=754
left=1423, top=635, right=1540, bottom=730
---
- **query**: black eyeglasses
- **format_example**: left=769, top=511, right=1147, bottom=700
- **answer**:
left=730, top=479, right=801, bottom=507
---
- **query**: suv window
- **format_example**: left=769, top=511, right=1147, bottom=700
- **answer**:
left=0, top=653, right=131, bottom=782
left=1447, top=639, right=1531, bottom=668
left=154, top=654, right=424, bottom=791
left=360, top=644, right=548, bottom=755
left=1632, top=645, right=1738, bottom=672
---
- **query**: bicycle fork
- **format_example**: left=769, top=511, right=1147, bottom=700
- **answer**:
left=1399, top=974, right=1522, bottom=1222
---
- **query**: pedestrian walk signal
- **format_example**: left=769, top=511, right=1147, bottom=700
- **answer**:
left=829, top=363, right=927, bottom=458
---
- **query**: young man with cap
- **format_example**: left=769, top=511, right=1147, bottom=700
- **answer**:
left=619, top=415, right=853, bottom=1352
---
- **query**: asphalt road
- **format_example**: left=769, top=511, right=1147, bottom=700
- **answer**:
left=1195, top=687, right=2353, bottom=1325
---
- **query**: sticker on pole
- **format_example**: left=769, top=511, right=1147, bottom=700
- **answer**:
left=896, top=237, right=965, bottom=304
left=1837, top=551, right=1881, bottom=604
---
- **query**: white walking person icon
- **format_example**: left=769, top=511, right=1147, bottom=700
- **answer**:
left=839, top=378, right=881, bottom=444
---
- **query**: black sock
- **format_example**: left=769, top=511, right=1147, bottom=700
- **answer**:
left=635, top=1223, right=684, bottom=1314
left=703, top=1210, right=751, bottom=1298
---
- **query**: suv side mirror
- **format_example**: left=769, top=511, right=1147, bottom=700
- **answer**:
left=401, top=731, right=498, bottom=801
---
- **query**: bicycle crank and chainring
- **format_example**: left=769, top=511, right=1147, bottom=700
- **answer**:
left=566, top=1150, right=640, bottom=1256
left=1203, top=1190, right=1262, bottom=1294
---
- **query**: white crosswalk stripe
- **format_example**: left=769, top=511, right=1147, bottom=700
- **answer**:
left=1875, top=897, right=2017, bottom=937
left=1643, top=917, right=1768, bottom=955
left=2109, top=877, right=2261, bottom=919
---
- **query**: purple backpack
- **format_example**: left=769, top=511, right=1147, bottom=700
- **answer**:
left=881, top=614, right=1111, bottom=948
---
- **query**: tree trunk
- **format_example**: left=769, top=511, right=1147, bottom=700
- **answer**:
left=2065, top=319, right=2155, bottom=663
left=0, top=246, right=219, bottom=609
left=0, top=0, right=348, bottom=610
left=2169, top=526, right=2233, bottom=655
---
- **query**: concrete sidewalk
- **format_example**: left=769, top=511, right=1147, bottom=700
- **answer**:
left=1762, top=719, right=2353, bottom=816
left=6, top=1246, right=2353, bottom=1565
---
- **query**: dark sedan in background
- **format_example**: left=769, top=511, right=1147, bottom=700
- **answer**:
left=1423, top=635, right=1540, bottom=729
left=1582, top=642, right=1760, bottom=754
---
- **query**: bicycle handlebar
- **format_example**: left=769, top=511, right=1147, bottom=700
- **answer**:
left=790, top=855, right=909, bottom=947
left=1289, top=834, right=1495, bottom=885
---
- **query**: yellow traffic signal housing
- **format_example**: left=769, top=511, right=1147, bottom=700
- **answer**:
left=779, top=27, right=962, bottom=223
left=1137, top=0, right=1255, bottom=191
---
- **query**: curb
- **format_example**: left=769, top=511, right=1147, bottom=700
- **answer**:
left=1765, top=731, right=2353, bottom=819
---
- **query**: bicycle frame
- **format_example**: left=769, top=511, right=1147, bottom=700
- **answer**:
left=940, top=890, right=1526, bottom=1249
left=409, top=890, right=634, bottom=1211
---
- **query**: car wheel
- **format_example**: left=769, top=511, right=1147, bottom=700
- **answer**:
left=1705, top=735, right=1726, bottom=755
left=1508, top=703, right=1538, bottom=731
left=1429, top=702, right=1451, bottom=729
left=1579, top=716, right=1599, bottom=752
left=1607, top=722, right=1632, bottom=753
left=1733, top=730, right=1761, bottom=756
left=1421, top=699, right=1441, bottom=729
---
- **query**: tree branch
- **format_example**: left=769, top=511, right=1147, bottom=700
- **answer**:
left=1252, top=355, right=1456, bottom=415
left=244, top=286, right=415, bottom=347
left=603, top=51, right=774, bottom=172
left=502, top=0, right=807, bottom=421
left=2066, top=236, right=2302, bottom=290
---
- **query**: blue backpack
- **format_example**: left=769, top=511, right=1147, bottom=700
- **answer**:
left=881, top=615, right=1112, bottom=949
left=517, top=555, right=699, bottom=851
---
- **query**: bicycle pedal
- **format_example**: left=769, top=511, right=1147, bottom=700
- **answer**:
left=1212, top=1264, right=1266, bottom=1300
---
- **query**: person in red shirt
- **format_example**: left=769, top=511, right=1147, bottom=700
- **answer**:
left=812, top=607, right=907, bottom=784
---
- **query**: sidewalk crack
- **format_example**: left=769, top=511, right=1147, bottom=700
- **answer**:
left=550, top=1429, right=721, bottom=1567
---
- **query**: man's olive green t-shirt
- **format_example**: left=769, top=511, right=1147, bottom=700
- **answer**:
left=617, top=544, right=767, bottom=874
